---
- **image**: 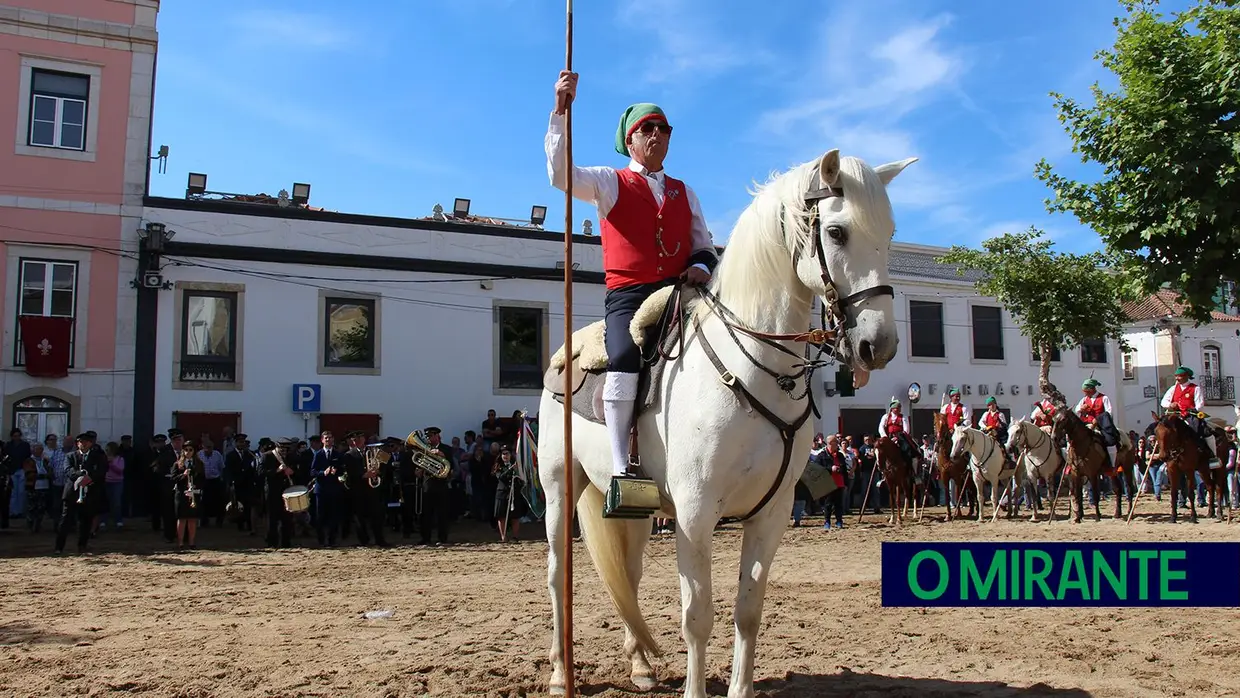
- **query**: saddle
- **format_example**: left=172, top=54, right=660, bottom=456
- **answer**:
left=543, top=286, right=683, bottom=427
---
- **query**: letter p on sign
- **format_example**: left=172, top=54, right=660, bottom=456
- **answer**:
left=293, top=384, right=321, bottom=413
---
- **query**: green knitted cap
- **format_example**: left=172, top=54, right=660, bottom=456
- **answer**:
left=985, top=396, right=997, bottom=405
left=1082, top=379, right=1101, bottom=389
left=1175, top=366, right=1193, bottom=377
left=615, top=103, right=668, bottom=156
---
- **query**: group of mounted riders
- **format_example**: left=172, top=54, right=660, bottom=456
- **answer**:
left=877, top=365, right=1232, bottom=494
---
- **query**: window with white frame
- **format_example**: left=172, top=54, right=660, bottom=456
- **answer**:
left=1122, top=349, right=1135, bottom=381
left=29, top=69, right=89, bottom=151
left=1080, top=338, right=1108, bottom=364
left=1203, top=346, right=1221, bottom=380
left=15, top=259, right=77, bottom=367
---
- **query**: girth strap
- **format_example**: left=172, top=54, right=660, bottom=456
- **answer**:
left=692, top=313, right=812, bottom=522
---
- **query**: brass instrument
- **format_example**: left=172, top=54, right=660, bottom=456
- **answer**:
left=185, top=460, right=199, bottom=509
left=75, top=463, right=89, bottom=505
left=364, top=443, right=389, bottom=488
left=405, top=430, right=452, bottom=479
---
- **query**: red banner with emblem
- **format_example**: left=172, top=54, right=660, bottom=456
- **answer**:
left=19, top=316, right=73, bottom=378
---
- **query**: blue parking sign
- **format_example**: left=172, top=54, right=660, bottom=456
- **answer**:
left=293, top=384, right=321, bottom=412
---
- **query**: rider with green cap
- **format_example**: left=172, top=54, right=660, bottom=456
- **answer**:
left=978, top=396, right=1010, bottom=458
left=1160, top=366, right=1216, bottom=459
left=939, top=387, right=971, bottom=430
left=1076, top=378, right=1123, bottom=467
left=547, top=71, right=720, bottom=489
left=878, top=398, right=920, bottom=472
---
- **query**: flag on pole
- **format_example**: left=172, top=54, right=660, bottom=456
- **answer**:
left=516, top=412, right=547, bottom=520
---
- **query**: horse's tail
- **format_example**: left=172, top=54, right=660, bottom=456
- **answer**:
left=576, top=483, right=664, bottom=658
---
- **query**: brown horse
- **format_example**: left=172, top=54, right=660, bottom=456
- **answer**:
left=1150, top=411, right=1229, bottom=523
left=873, top=436, right=917, bottom=526
left=1050, top=405, right=1134, bottom=522
left=933, top=412, right=975, bottom=521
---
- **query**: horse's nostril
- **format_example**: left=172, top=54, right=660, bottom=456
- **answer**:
left=859, top=340, right=875, bottom=366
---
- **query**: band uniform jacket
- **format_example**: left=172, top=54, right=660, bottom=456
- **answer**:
left=225, top=447, right=258, bottom=499
left=421, top=443, right=454, bottom=497
left=261, top=451, right=292, bottom=507
left=63, top=447, right=108, bottom=508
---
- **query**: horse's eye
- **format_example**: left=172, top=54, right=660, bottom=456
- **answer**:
left=826, top=225, right=846, bottom=243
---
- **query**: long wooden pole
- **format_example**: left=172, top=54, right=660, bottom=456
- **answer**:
left=561, top=1, right=576, bottom=697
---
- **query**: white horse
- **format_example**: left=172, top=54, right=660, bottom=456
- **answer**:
left=1005, top=418, right=1064, bottom=522
left=950, top=424, right=1019, bottom=522
left=539, top=149, right=914, bottom=698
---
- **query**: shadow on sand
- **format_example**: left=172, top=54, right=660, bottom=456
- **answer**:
left=0, top=621, right=92, bottom=647
left=579, top=669, right=1091, bottom=698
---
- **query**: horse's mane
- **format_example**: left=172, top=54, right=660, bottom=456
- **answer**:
left=700, top=155, right=894, bottom=326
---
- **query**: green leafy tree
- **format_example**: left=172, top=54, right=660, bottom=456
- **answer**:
left=1034, top=0, right=1240, bottom=324
left=937, top=228, right=1135, bottom=407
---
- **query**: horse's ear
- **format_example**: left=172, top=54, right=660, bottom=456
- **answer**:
left=818, top=149, right=841, bottom=188
left=1150, top=410, right=1159, bottom=422
left=874, top=157, right=919, bottom=186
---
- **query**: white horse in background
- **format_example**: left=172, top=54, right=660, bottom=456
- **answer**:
left=950, top=424, right=1019, bottom=522
left=1006, top=417, right=1064, bottom=522
left=539, top=149, right=915, bottom=698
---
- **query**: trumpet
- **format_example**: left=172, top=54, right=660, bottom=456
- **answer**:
left=405, top=431, right=452, bottom=479
left=185, top=463, right=198, bottom=509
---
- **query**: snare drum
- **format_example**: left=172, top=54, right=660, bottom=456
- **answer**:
left=282, top=485, right=311, bottom=513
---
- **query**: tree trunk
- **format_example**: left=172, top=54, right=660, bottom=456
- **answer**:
left=1038, top=340, right=1066, bottom=408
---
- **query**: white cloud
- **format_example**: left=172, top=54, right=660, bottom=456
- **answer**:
left=229, top=10, right=358, bottom=51
left=616, top=0, right=772, bottom=84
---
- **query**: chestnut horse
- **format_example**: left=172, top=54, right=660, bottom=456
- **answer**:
left=1150, top=411, right=1229, bottom=523
left=933, top=412, right=975, bottom=521
left=1050, top=405, right=1135, bottom=522
left=873, top=436, right=917, bottom=526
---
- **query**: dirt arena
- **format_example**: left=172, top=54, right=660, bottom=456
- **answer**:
left=2, top=508, right=1238, bottom=698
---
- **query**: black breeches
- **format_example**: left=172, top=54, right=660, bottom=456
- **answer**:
left=604, top=280, right=674, bottom=373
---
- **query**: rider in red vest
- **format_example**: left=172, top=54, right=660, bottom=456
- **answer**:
left=1075, top=378, right=1122, bottom=468
left=1159, top=366, right=1216, bottom=460
left=1032, top=398, right=1056, bottom=431
left=939, top=388, right=970, bottom=431
left=548, top=72, right=719, bottom=488
left=877, top=399, right=920, bottom=474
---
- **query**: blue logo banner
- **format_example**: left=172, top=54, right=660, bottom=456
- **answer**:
left=882, top=542, right=1240, bottom=607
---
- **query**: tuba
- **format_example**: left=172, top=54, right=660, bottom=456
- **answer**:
left=405, top=430, right=452, bottom=479
left=364, top=444, right=389, bottom=488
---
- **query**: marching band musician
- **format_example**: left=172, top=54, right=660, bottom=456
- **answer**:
left=154, top=429, right=182, bottom=544
left=396, top=438, right=419, bottom=539
left=224, top=434, right=258, bottom=533
left=54, top=432, right=107, bottom=555
left=261, top=438, right=296, bottom=548
left=172, top=440, right=205, bottom=551
left=419, top=427, right=453, bottom=546
left=940, top=388, right=971, bottom=430
left=493, top=445, right=529, bottom=542
left=309, top=430, right=344, bottom=548
left=1076, top=378, right=1124, bottom=468
left=344, top=431, right=390, bottom=547
left=1160, top=366, right=1217, bottom=460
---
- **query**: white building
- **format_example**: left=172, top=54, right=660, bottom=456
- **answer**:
left=1118, top=289, right=1240, bottom=435
left=140, top=191, right=606, bottom=444
left=818, top=243, right=1126, bottom=440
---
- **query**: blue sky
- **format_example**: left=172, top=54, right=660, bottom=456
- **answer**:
left=146, top=0, right=1170, bottom=253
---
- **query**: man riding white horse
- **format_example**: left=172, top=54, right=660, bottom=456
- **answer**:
left=1031, top=397, right=1056, bottom=433
left=878, top=398, right=920, bottom=474
left=978, top=397, right=1009, bottom=461
left=939, top=388, right=971, bottom=431
left=546, top=71, right=719, bottom=493
left=1075, top=378, right=1123, bottom=468
left=1160, top=366, right=1217, bottom=459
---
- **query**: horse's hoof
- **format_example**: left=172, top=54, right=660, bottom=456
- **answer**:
left=549, top=684, right=566, bottom=696
left=632, top=673, right=658, bottom=692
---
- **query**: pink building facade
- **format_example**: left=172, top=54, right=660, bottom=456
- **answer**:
left=0, top=1, right=158, bottom=444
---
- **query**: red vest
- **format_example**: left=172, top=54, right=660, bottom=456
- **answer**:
left=885, top=413, right=905, bottom=435
left=981, top=411, right=1002, bottom=429
left=1080, top=394, right=1105, bottom=423
left=945, top=403, right=964, bottom=430
left=600, top=169, right=693, bottom=289
left=1172, top=383, right=1197, bottom=414
left=1034, top=401, right=1055, bottom=426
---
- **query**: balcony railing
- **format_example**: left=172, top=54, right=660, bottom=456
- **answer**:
left=179, top=358, right=236, bottom=383
left=1202, top=375, right=1235, bottom=403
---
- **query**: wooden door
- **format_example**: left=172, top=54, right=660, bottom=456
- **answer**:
left=172, top=411, right=241, bottom=449
left=318, top=413, right=382, bottom=441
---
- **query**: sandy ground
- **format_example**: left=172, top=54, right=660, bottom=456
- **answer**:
left=1, top=506, right=1238, bottom=698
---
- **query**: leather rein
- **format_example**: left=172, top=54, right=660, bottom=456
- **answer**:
left=641, top=170, right=895, bottom=522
